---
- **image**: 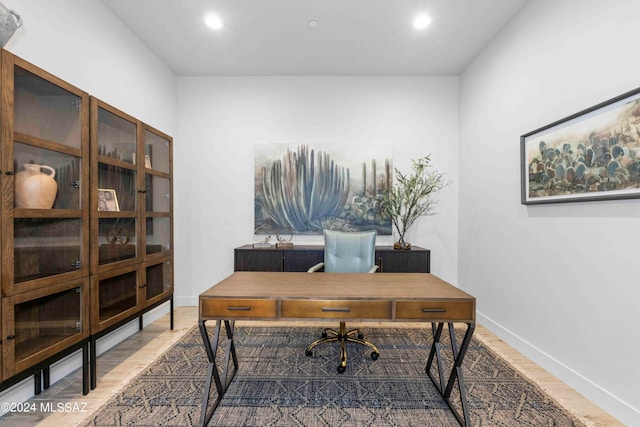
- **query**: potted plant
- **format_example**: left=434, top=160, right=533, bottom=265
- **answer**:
left=384, top=155, right=451, bottom=249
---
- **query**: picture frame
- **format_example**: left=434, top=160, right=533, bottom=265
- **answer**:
left=255, top=142, right=393, bottom=234
left=97, top=188, right=120, bottom=211
left=521, top=86, right=640, bottom=205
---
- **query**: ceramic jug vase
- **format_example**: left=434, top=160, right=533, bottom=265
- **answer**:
left=0, top=1, right=21, bottom=48
left=15, top=164, right=58, bottom=209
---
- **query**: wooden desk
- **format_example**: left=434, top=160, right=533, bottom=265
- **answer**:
left=199, top=272, right=476, bottom=426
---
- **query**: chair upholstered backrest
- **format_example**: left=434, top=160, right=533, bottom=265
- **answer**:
left=323, top=230, right=377, bottom=273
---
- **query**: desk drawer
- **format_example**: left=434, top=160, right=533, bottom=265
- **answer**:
left=201, top=298, right=277, bottom=318
left=396, top=301, right=474, bottom=322
left=282, top=300, right=391, bottom=319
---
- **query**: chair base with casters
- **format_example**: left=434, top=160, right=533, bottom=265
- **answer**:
left=305, top=321, right=380, bottom=373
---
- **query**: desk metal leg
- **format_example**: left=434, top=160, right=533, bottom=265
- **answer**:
left=198, top=319, right=238, bottom=427
left=426, top=322, right=475, bottom=427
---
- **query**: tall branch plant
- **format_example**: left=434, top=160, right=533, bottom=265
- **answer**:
left=384, top=155, right=451, bottom=249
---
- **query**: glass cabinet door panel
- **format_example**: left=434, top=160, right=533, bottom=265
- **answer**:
left=98, top=271, right=137, bottom=322
left=97, top=164, right=136, bottom=212
left=14, top=218, right=82, bottom=283
left=14, top=287, right=82, bottom=364
left=98, top=218, right=137, bottom=265
left=145, top=217, right=170, bottom=255
left=144, top=130, right=170, bottom=173
left=145, top=260, right=172, bottom=300
left=145, top=175, right=170, bottom=213
left=14, top=66, right=81, bottom=149
left=97, top=107, right=136, bottom=164
left=14, top=143, right=82, bottom=210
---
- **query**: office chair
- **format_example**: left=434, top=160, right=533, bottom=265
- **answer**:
left=305, top=229, right=380, bottom=373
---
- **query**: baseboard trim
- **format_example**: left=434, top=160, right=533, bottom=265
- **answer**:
left=477, top=311, right=639, bottom=425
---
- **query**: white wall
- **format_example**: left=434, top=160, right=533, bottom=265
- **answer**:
left=0, top=0, right=177, bottom=412
left=176, top=76, right=459, bottom=303
left=459, top=0, right=640, bottom=424
left=2, top=0, right=176, bottom=133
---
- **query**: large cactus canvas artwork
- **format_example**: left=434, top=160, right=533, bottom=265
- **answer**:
left=255, top=143, right=393, bottom=234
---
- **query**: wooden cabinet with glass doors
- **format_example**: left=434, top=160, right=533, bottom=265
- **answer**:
left=89, top=98, right=173, bottom=389
left=0, top=50, right=90, bottom=394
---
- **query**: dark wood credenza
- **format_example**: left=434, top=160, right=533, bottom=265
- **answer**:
left=234, top=245, right=430, bottom=273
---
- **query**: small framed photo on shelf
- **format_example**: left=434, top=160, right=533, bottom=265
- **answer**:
left=144, top=154, right=152, bottom=169
left=98, top=188, right=120, bottom=211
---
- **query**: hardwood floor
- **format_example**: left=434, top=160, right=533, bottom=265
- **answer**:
left=0, top=306, right=622, bottom=426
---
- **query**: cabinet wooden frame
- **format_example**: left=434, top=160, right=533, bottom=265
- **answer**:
left=142, top=257, right=173, bottom=308
left=0, top=49, right=173, bottom=394
left=89, top=97, right=174, bottom=335
left=140, top=123, right=173, bottom=264
left=1, top=278, right=90, bottom=380
left=0, top=50, right=90, bottom=297
left=89, top=264, right=142, bottom=334
left=89, top=97, right=141, bottom=275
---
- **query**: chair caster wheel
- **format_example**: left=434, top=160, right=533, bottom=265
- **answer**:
left=322, top=332, right=328, bottom=338
left=357, top=332, right=364, bottom=339
left=371, top=352, right=379, bottom=361
left=337, top=365, right=346, bottom=374
left=305, top=349, right=312, bottom=356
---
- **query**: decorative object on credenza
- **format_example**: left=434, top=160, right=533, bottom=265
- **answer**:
left=0, top=1, right=21, bottom=47
left=522, top=87, right=640, bottom=204
left=383, top=155, right=450, bottom=250
left=255, top=143, right=393, bottom=234
left=14, top=163, right=58, bottom=209
left=275, top=227, right=293, bottom=248
left=253, top=226, right=273, bottom=248
left=98, top=188, right=120, bottom=211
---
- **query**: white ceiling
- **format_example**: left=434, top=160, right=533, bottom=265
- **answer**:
left=100, top=0, right=529, bottom=76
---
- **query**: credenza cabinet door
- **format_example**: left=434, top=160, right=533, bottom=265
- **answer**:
left=283, top=250, right=324, bottom=272
left=235, top=248, right=284, bottom=271
left=376, top=248, right=430, bottom=273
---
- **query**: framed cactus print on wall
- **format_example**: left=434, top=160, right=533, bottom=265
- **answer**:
left=521, top=86, right=640, bottom=204
left=255, top=142, right=393, bottom=235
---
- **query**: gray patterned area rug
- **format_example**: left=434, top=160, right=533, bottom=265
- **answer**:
left=83, top=326, right=584, bottom=426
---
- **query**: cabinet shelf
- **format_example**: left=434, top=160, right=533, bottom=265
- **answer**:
left=98, top=156, right=136, bottom=171
left=14, top=132, right=83, bottom=158
left=15, top=332, right=82, bottom=363
left=13, top=209, right=84, bottom=219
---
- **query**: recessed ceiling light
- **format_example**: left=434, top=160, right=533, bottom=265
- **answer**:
left=413, top=14, right=431, bottom=30
left=308, top=20, right=318, bottom=29
left=205, top=14, right=223, bottom=30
